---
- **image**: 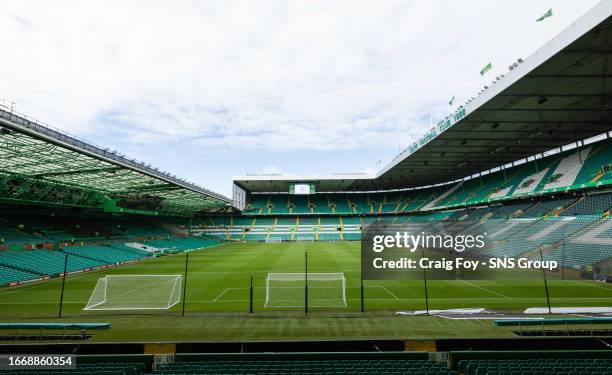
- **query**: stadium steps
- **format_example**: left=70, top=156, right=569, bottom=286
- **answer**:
left=393, top=192, right=405, bottom=213
left=421, top=182, right=463, bottom=211
left=560, top=196, right=585, bottom=216
left=592, top=170, right=605, bottom=182
left=522, top=198, right=577, bottom=218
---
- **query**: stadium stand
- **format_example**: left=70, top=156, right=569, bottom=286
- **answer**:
left=0, top=249, right=104, bottom=277
left=201, top=191, right=612, bottom=274
left=0, top=210, right=223, bottom=286
left=561, top=193, right=612, bottom=216
left=61, top=245, right=147, bottom=265
left=459, top=358, right=612, bottom=374
left=237, top=139, right=612, bottom=218
left=0, top=362, right=145, bottom=375
left=154, top=359, right=457, bottom=375
left=544, top=219, right=612, bottom=268
left=0, top=264, right=39, bottom=285
left=521, top=197, right=577, bottom=217
left=143, top=237, right=219, bottom=251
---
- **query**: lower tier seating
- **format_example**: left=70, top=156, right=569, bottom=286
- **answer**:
left=62, top=246, right=147, bottom=264
left=0, top=249, right=104, bottom=276
left=155, top=359, right=457, bottom=375
left=0, top=264, right=39, bottom=284
left=459, top=358, right=612, bottom=375
left=0, top=362, right=145, bottom=375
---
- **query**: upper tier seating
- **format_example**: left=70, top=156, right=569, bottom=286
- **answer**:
left=543, top=147, right=591, bottom=190
left=240, top=139, right=612, bottom=216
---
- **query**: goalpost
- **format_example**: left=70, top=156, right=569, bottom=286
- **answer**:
left=264, top=272, right=346, bottom=308
left=83, top=275, right=182, bottom=311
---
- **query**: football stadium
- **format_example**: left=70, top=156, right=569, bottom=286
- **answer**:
left=1, top=1, right=612, bottom=374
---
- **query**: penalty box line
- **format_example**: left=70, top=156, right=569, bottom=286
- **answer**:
left=457, top=279, right=511, bottom=299
left=210, top=285, right=398, bottom=303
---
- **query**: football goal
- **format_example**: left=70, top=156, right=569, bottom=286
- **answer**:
left=83, top=274, right=182, bottom=311
left=264, top=272, right=346, bottom=308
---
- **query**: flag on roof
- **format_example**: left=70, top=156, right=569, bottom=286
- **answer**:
left=536, top=8, right=553, bottom=22
left=480, top=62, right=492, bottom=76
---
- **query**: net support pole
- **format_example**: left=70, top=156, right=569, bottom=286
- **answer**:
left=561, top=244, right=565, bottom=281
left=422, top=248, right=429, bottom=315
left=181, top=252, right=190, bottom=317
left=58, top=253, right=69, bottom=319
left=540, top=248, right=552, bottom=314
left=249, top=276, right=254, bottom=313
left=305, top=251, right=308, bottom=316
left=360, top=275, right=365, bottom=313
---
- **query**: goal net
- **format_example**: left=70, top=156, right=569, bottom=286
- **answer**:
left=265, top=237, right=282, bottom=243
left=83, top=275, right=182, bottom=311
left=264, top=272, right=346, bottom=308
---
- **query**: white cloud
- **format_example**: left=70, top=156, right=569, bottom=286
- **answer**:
left=0, top=0, right=601, bottom=157
left=260, top=166, right=284, bottom=175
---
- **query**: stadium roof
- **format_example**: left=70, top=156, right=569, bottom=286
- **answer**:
left=0, top=107, right=232, bottom=215
left=235, top=0, right=612, bottom=193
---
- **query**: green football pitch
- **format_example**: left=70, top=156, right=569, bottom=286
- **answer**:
left=1, top=242, right=611, bottom=342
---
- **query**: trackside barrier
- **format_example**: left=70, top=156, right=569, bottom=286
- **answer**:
left=494, top=318, right=612, bottom=326
left=0, top=323, right=110, bottom=330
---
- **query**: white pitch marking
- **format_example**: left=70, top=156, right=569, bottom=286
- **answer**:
left=457, top=279, right=511, bottom=299
left=566, top=280, right=612, bottom=292
left=212, top=288, right=231, bottom=302
left=381, top=286, right=399, bottom=300
left=3, top=297, right=612, bottom=305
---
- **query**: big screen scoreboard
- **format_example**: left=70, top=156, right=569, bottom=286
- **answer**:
left=289, top=183, right=316, bottom=195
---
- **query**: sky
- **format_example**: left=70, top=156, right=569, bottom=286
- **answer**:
left=0, top=0, right=602, bottom=197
